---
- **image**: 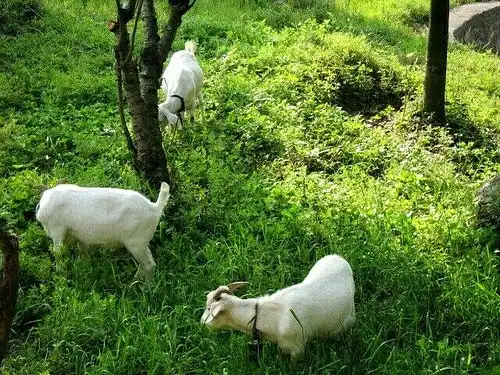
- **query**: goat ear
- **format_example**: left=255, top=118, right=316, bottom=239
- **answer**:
left=210, top=301, right=224, bottom=318
left=227, top=282, right=249, bottom=293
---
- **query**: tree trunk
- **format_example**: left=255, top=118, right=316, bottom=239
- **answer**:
left=423, top=0, right=450, bottom=124
left=115, top=0, right=169, bottom=187
left=111, top=0, right=196, bottom=187
left=140, top=0, right=161, bottom=105
left=0, top=230, right=20, bottom=363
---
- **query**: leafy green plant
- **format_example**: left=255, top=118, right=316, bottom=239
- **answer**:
left=0, top=0, right=499, bottom=373
left=0, top=0, right=43, bottom=36
left=400, top=5, right=429, bottom=30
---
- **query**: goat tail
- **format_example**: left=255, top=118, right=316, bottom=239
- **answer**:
left=185, top=40, right=197, bottom=56
left=157, top=182, right=171, bottom=210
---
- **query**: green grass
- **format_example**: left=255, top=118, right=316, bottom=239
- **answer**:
left=1, top=0, right=500, bottom=373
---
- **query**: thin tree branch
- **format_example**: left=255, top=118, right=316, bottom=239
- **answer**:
left=114, top=48, right=137, bottom=160
left=157, top=1, right=193, bottom=65
left=122, top=0, right=144, bottom=67
left=113, top=0, right=142, bottom=164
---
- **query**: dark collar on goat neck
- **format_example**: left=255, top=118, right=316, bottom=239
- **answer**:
left=249, top=302, right=261, bottom=341
left=170, top=94, right=185, bottom=112
left=170, top=94, right=185, bottom=127
left=247, top=301, right=262, bottom=365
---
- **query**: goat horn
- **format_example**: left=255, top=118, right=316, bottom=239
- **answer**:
left=227, top=282, right=249, bottom=293
left=213, top=286, right=230, bottom=301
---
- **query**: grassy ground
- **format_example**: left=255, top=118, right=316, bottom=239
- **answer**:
left=1, top=0, right=500, bottom=373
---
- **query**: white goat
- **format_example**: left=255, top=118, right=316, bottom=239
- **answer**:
left=35, top=182, right=170, bottom=280
left=158, top=40, right=203, bottom=129
left=201, top=255, right=355, bottom=359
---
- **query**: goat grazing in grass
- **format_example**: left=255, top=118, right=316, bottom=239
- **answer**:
left=201, top=255, right=355, bottom=359
left=35, top=182, right=170, bottom=281
left=158, top=40, right=203, bottom=130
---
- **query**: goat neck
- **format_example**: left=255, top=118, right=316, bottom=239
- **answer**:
left=225, top=295, right=280, bottom=341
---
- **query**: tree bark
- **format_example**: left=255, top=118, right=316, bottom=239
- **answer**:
left=0, top=230, right=19, bottom=364
left=423, top=0, right=450, bottom=124
left=114, top=0, right=170, bottom=187
left=140, top=0, right=161, bottom=105
left=114, top=47, right=137, bottom=161
left=111, top=0, right=196, bottom=187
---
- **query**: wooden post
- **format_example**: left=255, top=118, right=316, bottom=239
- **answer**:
left=0, top=230, right=20, bottom=363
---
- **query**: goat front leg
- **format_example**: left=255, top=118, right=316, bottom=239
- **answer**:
left=49, top=227, right=68, bottom=272
left=279, top=340, right=305, bottom=362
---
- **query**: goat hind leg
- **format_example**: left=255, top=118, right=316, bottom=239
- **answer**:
left=126, top=243, right=156, bottom=281
left=188, top=109, right=195, bottom=125
left=197, top=93, right=204, bottom=124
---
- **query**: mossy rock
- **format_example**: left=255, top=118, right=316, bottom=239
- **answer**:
left=476, top=174, right=500, bottom=228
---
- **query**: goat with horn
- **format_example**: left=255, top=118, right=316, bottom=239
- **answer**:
left=201, top=255, right=355, bottom=359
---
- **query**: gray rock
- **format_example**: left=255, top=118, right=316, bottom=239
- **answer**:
left=449, top=2, right=500, bottom=53
left=476, top=174, right=500, bottom=228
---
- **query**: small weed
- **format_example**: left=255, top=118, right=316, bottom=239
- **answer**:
left=400, top=5, right=429, bottom=31
left=0, top=0, right=43, bottom=36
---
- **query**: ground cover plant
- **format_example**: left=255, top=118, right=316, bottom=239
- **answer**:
left=1, top=0, right=499, bottom=373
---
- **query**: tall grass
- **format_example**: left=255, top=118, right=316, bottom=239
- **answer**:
left=0, top=0, right=499, bottom=373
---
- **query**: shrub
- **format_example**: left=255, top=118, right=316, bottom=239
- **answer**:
left=2, top=1, right=500, bottom=373
left=0, top=0, right=43, bottom=36
left=239, top=22, right=415, bottom=115
left=400, top=5, right=429, bottom=30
